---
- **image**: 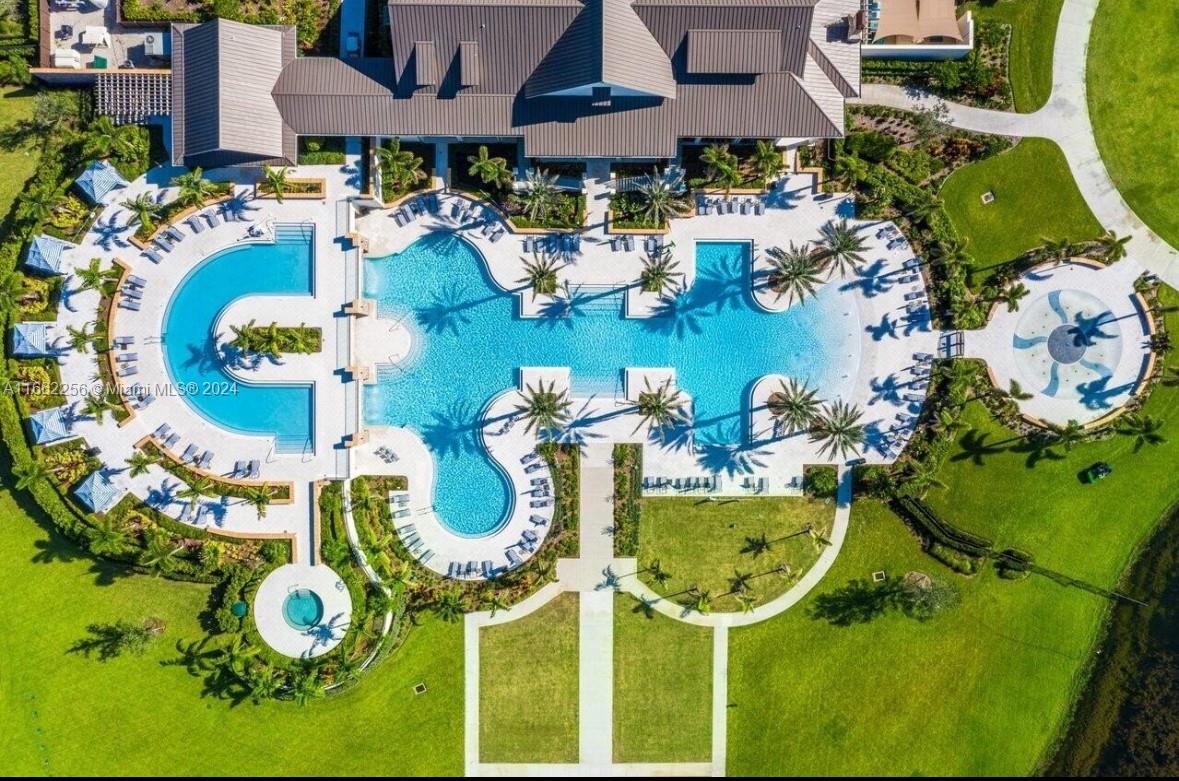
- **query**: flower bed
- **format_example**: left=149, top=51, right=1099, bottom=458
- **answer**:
left=139, top=438, right=294, bottom=503
left=255, top=177, right=325, bottom=200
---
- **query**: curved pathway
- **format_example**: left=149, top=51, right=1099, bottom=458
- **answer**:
left=853, top=0, right=1179, bottom=286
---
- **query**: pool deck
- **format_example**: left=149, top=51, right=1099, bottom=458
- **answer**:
left=253, top=563, right=352, bottom=658
left=350, top=177, right=940, bottom=576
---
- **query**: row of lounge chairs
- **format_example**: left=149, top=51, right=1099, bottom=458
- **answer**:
left=140, top=200, right=247, bottom=264
left=231, top=460, right=262, bottom=479
left=390, top=491, right=411, bottom=519
left=522, top=233, right=577, bottom=254
left=394, top=194, right=442, bottom=227
left=697, top=195, right=766, bottom=216
left=608, top=234, right=636, bottom=252
left=179, top=442, right=215, bottom=470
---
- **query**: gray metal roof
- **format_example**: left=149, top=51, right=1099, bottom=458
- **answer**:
left=268, top=0, right=854, bottom=158
left=171, top=19, right=296, bottom=168
left=685, top=29, right=784, bottom=74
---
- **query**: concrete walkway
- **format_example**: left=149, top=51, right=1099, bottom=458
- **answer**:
left=852, top=0, right=1179, bottom=286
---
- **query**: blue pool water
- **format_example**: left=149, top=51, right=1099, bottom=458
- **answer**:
left=282, top=589, right=324, bottom=630
left=364, top=233, right=858, bottom=537
left=163, top=226, right=315, bottom=451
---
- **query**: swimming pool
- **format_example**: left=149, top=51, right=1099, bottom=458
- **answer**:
left=162, top=225, right=315, bottom=452
left=364, top=234, right=859, bottom=536
left=282, top=588, right=324, bottom=630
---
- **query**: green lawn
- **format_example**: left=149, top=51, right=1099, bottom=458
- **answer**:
left=614, top=595, right=712, bottom=763
left=940, top=138, right=1101, bottom=278
left=479, top=592, right=579, bottom=762
left=728, top=288, right=1179, bottom=775
left=1089, top=0, right=1179, bottom=248
left=0, top=87, right=38, bottom=216
left=637, top=496, right=834, bottom=612
left=0, top=487, right=464, bottom=775
left=965, top=0, right=1063, bottom=113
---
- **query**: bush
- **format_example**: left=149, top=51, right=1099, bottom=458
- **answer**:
left=804, top=465, right=838, bottom=498
left=845, top=131, right=897, bottom=164
left=927, top=542, right=981, bottom=575
left=612, top=444, right=642, bottom=556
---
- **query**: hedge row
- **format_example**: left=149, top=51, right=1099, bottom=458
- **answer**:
left=612, top=443, right=642, bottom=556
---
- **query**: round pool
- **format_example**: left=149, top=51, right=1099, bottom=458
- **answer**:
left=282, top=589, right=324, bottom=630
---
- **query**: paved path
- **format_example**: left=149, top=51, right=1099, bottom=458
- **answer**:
left=852, top=0, right=1179, bottom=286
left=710, top=626, right=729, bottom=777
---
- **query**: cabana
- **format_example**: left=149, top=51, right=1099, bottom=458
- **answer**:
left=10, top=322, right=51, bottom=357
left=74, top=470, right=122, bottom=514
left=28, top=406, right=75, bottom=445
left=874, top=0, right=965, bottom=44
left=23, top=234, right=76, bottom=275
left=74, top=160, right=129, bottom=206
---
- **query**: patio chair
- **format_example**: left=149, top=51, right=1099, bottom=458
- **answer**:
left=754, top=200, right=766, bottom=215
left=524, top=462, right=546, bottom=474
left=490, top=227, right=504, bottom=243
left=118, top=364, right=138, bottom=377
left=178, top=503, right=193, bottom=524
left=529, top=476, right=548, bottom=486
left=482, top=560, right=495, bottom=578
left=122, top=286, right=142, bottom=300
left=624, top=234, right=635, bottom=252
left=116, top=352, right=137, bottom=363
left=393, top=508, right=411, bottom=519
left=165, top=226, right=184, bottom=243
left=520, top=451, right=538, bottom=464
left=529, top=498, right=552, bottom=508
left=185, top=216, right=205, bottom=234
left=118, top=298, right=140, bottom=312
left=529, top=514, right=548, bottom=527
left=904, top=291, right=924, bottom=302
left=142, top=248, right=163, bottom=264
left=205, top=211, right=221, bottom=228
left=506, top=549, right=523, bottom=569
left=153, top=423, right=171, bottom=440
left=138, top=393, right=155, bottom=409
left=450, top=201, right=462, bottom=219
left=181, top=444, right=198, bottom=462
left=393, top=210, right=407, bottom=227
left=233, top=460, right=247, bottom=476
left=522, top=529, right=538, bottom=543
left=420, top=550, right=434, bottom=565
left=447, top=561, right=460, bottom=578
left=523, top=236, right=534, bottom=253
left=163, top=432, right=180, bottom=449
left=247, top=459, right=260, bottom=478
left=127, top=275, right=147, bottom=289
left=197, top=451, right=213, bottom=469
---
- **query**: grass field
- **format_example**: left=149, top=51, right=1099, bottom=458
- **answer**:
left=0, top=487, right=465, bottom=775
left=940, top=138, right=1101, bottom=278
left=614, top=595, right=712, bottom=763
left=728, top=288, right=1179, bottom=775
left=1088, top=0, right=1179, bottom=248
left=479, top=592, right=579, bottom=762
left=965, top=0, right=1063, bottom=113
left=637, top=496, right=834, bottom=612
left=0, top=87, right=38, bottom=216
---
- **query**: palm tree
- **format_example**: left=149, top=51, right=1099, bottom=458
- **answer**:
left=245, top=665, right=282, bottom=702
left=691, top=588, right=713, bottom=615
left=519, top=168, right=560, bottom=223
left=83, top=115, right=134, bottom=160
left=171, top=167, right=215, bottom=209
left=178, top=475, right=216, bottom=509
left=994, top=281, right=1030, bottom=312
left=434, top=588, right=466, bottom=623
left=0, top=271, right=26, bottom=317
left=125, top=450, right=157, bottom=477
left=903, top=459, right=947, bottom=495
left=700, top=143, right=740, bottom=189
left=1006, top=380, right=1034, bottom=401
left=736, top=592, right=758, bottom=614
left=767, top=378, right=822, bottom=435
left=646, top=559, right=671, bottom=586
left=636, top=170, right=689, bottom=226
left=387, top=561, right=417, bottom=594
left=66, top=323, right=97, bottom=354
left=13, top=460, right=51, bottom=490
left=245, top=485, right=273, bottom=519
left=833, top=154, right=869, bottom=186
left=81, top=392, right=116, bottom=424
left=17, top=184, right=55, bottom=224
left=85, top=516, right=132, bottom=556
left=633, top=378, right=689, bottom=440
left=1095, top=230, right=1131, bottom=262
left=262, top=165, right=289, bottom=203
left=765, top=242, right=825, bottom=304
left=750, top=139, right=784, bottom=189
left=728, top=570, right=753, bottom=595
left=140, top=531, right=184, bottom=576
left=483, top=592, right=509, bottom=618
left=120, top=192, right=161, bottom=234
left=517, top=253, right=562, bottom=300
left=639, top=249, right=680, bottom=296
left=818, top=219, right=868, bottom=277
left=378, top=137, right=427, bottom=193
left=906, top=195, right=944, bottom=223
left=292, top=668, right=325, bottom=706
left=75, top=257, right=118, bottom=293
left=466, top=145, right=513, bottom=190
left=1121, top=413, right=1166, bottom=452
left=514, top=380, right=572, bottom=436
left=257, top=322, right=284, bottom=356
left=809, top=399, right=865, bottom=460
left=1039, top=236, right=1072, bottom=263
left=1048, top=419, right=1085, bottom=452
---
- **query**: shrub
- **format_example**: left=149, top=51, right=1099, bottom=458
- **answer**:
left=845, top=131, right=897, bottom=164
left=612, top=444, right=642, bottom=556
left=804, top=465, right=838, bottom=498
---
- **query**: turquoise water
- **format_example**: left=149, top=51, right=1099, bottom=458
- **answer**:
left=282, top=589, right=324, bottom=630
left=363, top=233, right=858, bottom=536
left=162, top=226, right=315, bottom=451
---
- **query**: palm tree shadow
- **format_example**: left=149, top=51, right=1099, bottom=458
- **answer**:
left=950, top=430, right=1008, bottom=466
left=421, top=399, right=483, bottom=457
left=91, top=213, right=130, bottom=250
left=868, top=373, right=905, bottom=406
left=866, top=313, right=899, bottom=342
left=838, top=258, right=893, bottom=298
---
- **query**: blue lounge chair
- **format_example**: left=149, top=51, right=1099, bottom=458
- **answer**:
left=529, top=514, right=548, bottom=526
left=185, top=216, right=205, bottom=233
left=118, top=365, right=138, bottom=377
left=153, top=423, right=171, bottom=439
left=143, top=248, right=163, bottom=264
left=181, top=444, right=198, bottom=462
left=118, top=298, right=140, bottom=311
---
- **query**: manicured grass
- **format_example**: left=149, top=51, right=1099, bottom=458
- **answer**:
left=613, top=595, right=712, bottom=763
left=637, top=496, right=833, bottom=612
left=1089, top=0, right=1179, bottom=248
left=940, top=138, right=1101, bottom=276
left=479, top=592, right=579, bottom=762
left=0, top=486, right=465, bottom=775
left=965, top=0, right=1063, bottom=113
left=729, top=289, right=1179, bottom=775
left=0, top=87, right=38, bottom=218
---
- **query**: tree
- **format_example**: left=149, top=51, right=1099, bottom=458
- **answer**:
left=244, top=665, right=282, bottom=702
left=125, top=450, right=158, bottom=477
left=82, top=116, right=133, bottom=160
left=766, top=242, right=825, bottom=304
left=1039, top=236, right=1072, bottom=263
left=81, top=391, right=117, bottom=424
left=466, top=145, right=513, bottom=190
left=633, top=378, right=689, bottom=440
left=519, top=168, right=559, bottom=223
left=818, top=219, right=868, bottom=277
left=13, top=460, right=51, bottom=490
left=171, top=167, right=215, bottom=209
left=1006, top=379, right=1034, bottom=401
left=292, top=668, right=325, bottom=706
left=0, top=271, right=25, bottom=316
left=809, top=399, right=865, bottom=460
left=84, top=516, right=132, bottom=557
left=16, top=183, right=55, bottom=224
left=378, top=137, right=427, bottom=193
left=700, top=143, right=740, bottom=189
left=517, top=253, right=562, bottom=300
left=736, top=592, right=758, bottom=614
left=70, top=618, right=161, bottom=661
left=245, top=485, right=273, bottom=519
left=767, top=377, right=821, bottom=435
left=833, top=154, right=868, bottom=186
left=902, top=458, right=947, bottom=495
left=514, top=380, right=572, bottom=436
left=75, top=257, right=118, bottom=293
left=646, top=559, right=671, bottom=586
left=178, top=475, right=216, bottom=509
left=483, top=591, right=509, bottom=618
left=1048, top=419, right=1085, bottom=452
left=750, top=139, right=784, bottom=188
left=1095, top=230, right=1131, bottom=262
left=262, top=165, right=289, bottom=203
left=690, top=588, right=713, bottom=615
left=140, top=531, right=184, bottom=576
left=31, top=90, right=77, bottom=133
left=1121, top=414, right=1166, bottom=452
left=120, top=192, right=161, bottom=234
left=434, top=588, right=467, bottom=623
left=639, top=248, right=680, bottom=296
left=66, top=323, right=98, bottom=354
left=636, top=169, right=689, bottom=226
left=728, top=570, right=753, bottom=595
left=994, top=281, right=1030, bottom=313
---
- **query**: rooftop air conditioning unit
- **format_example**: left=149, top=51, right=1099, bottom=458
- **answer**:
left=143, top=32, right=170, bottom=57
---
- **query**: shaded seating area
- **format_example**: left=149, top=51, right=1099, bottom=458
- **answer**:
left=872, top=0, right=966, bottom=45
left=28, top=406, right=75, bottom=445
left=74, top=470, right=122, bottom=514
left=74, top=160, right=130, bottom=206
left=23, top=234, right=76, bottom=276
left=10, top=322, right=52, bottom=358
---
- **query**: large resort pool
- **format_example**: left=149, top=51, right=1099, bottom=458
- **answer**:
left=363, top=234, right=860, bottom=536
left=163, top=225, right=316, bottom=452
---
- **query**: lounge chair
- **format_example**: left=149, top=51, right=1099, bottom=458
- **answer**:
left=529, top=477, right=548, bottom=486
left=529, top=514, right=548, bottom=526
left=127, top=275, right=147, bottom=289
left=481, top=560, right=494, bottom=578
left=138, top=393, right=155, bottom=408
left=163, top=432, right=180, bottom=449
left=520, top=451, right=538, bottom=464
left=197, top=451, right=213, bottom=469
left=181, top=444, right=198, bottom=462
left=118, top=364, right=138, bottom=377
left=523, top=236, right=533, bottom=252
left=524, top=462, right=546, bottom=474
left=393, top=508, right=411, bottom=519
left=902, top=393, right=924, bottom=403
left=447, top=561, right=460, bottom=578
left=116, top=352, right=137, bottom=362
left=247, top=459, right=260, bottom=478
left=118, top=298, right=140, bottom=311
left=165, top=226, right=184, bottom=243
left=154, top=235, right=173, bottom=252
left=506, top=549, right=523, bottom=569
left=178, top=503, right=193, bottom=524
left=142, top=248, right=163, bottom=264
left=522, top=529, right=538, bottom=543
left=122, top=286, right=142, bottom=300
left=904, top=291, right=924, bottom=302
left=754, top=200, right=766, bottom=215
left=233, top=460, right=247, bottom=476
left=913, top=352, right=934, bottom=363
left=153, top=423, right=171, bottom=439
left=420, top=550, right=434, bottom=564
left=624, top=234, right=635, bottom=252
left=185, top=216, right=205, bottom=233
left=450, top=201, right=462, bottom=219
left=490, top=228, right=504, bottom=243
left=205, top=211, right=221, bottom=227
left=530, top=498, right=553, bottom=508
